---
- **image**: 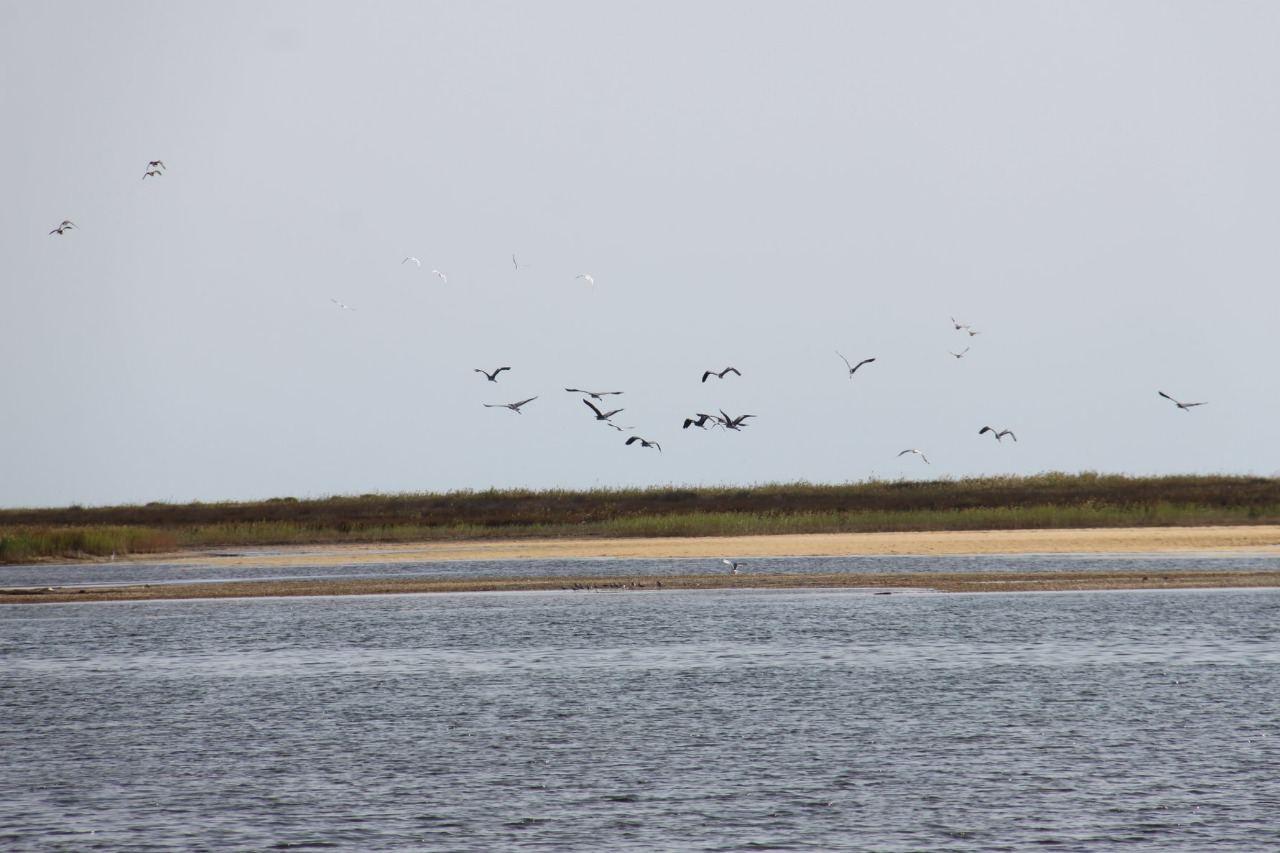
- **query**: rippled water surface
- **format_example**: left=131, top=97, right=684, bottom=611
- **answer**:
left=3, top=586, right=1279, bottom=850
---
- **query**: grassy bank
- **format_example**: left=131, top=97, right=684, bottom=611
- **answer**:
left=3, top=473, right=1280, bottom=564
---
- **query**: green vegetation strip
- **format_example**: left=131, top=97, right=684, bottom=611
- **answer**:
left=4, top=473, right=1280, bottom=563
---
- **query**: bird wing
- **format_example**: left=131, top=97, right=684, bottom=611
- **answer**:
left=1157, top=391, right=1177, bottom=404
left=583, top=399, right=604, bottom=417
left=494, top=367, right=511, bottom=376
left=853, top=358, right=875, bottom=372
left=625, top=436, right=640, bottom=445
left=701, top=371, right=713, bottom=383
left=1001, top=431, right=1018, bottom=441
left=652, top=443, right=662, bottom=452
left=1183, top=402, right=1207, bottom=408
left=723, top=367, right=741, bottom=377
left=979, top=426, right=993, bottom=435
left=602, top=409, right=624, bottom=419
left=513, top=397, right=537, bottom=408
left=836, top=351, right=853, bottom=371
left=682, top=419, right=694, bottom=429
left=897, top=449, right=914, bottom=457
left=921, top=454, right=930, bottom=464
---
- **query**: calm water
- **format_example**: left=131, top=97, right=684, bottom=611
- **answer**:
left=5, top=551, right=1280, bottom=589
left=3, top=585, right=1279, bottom=850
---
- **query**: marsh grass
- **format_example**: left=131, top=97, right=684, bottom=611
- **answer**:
left=3, top=473, right=1279, bottom=563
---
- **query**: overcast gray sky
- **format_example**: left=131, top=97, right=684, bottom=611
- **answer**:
left=3, top=1, right=1278, bottom=508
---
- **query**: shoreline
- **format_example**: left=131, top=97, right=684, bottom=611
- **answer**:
left=91, top=524, right=1280, bottom=569
left=4, top=569, right=1279, bottom=604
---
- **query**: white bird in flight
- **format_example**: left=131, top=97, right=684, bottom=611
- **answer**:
left=402, top=257, right=421, bottom=267
left=576, top=273, right=595, bottom=286
left=330, top=298, right=356, bottom=311
left=431, top=269, right=447, bottom=284
left=898, top=448, right=930, bottom=464
left=1158, top=391, right=1207, bottom=411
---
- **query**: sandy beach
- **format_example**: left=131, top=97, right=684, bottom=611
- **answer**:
left=3, top=525, right=1279, bottom=604
left=119, top=524, right=1280, bottom=568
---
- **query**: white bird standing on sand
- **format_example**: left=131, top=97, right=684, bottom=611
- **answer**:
left=1158, top=391, right=1207, bottom=411
left=722, top=559, right=742, bottom=575
left=402, top=257, right=421, bottom=267
left=431, top=269, right=447, bottom=284
left=979, top=426, right=1018, bottom=442
left=484, top=396, right=538, bottom=413
left=898, top=448, right=930, bottom=464
left=836, top=352, right=876, bottom=378
left=576, top=273, right=595, bottom=286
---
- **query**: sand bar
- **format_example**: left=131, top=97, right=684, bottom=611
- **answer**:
left=102, top=524, right=1280, bottom=569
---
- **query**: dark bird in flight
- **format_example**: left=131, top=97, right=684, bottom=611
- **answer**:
left=719, top=410, right=756, bottom=431
left=583, top=398, right=625, bottom=421
left=979, top=426, right=1018, bottom=442
left=701, top=366, right=741, bottom=383
left=950, top=347, right=970, bottom=359
left=836, top=352, right=876, bottom=378
left=1158, top=391, right=1207, bottom=411
left=146, top=160, right=166, bottom=171
left=475, top=367, right=511, bottom=382
left=951, top=316, right=968, bottom=331
left=682, top=413, right=719, bottom=429
left=48, top=220, right=76, bottom=235
left=898, top=448, right=930, bottom=464
left=142, top=169, right=163, bottom=179
left=484, top=396, right=537, bottom=413
left=625, top=436, right=662, bottom=451
left=565, top=388, right=623, bottom=401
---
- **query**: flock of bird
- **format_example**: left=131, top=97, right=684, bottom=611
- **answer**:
left=46, top=158, right=1210, bottom=472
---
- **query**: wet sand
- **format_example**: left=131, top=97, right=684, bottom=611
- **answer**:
left=4, top=526, right=1278, bottom=604
left=4, top=569, right=1279, bottom=604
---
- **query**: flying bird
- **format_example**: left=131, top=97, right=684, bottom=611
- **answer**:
left=48, top=220, right=76, bottom=235
left=512, top=253, right=520, bottom=270
left=1158, top=391, right=1207, bottom=411
left=431, top=269, right=447, bottom=283
left=625, top=436, right=662, bottom=451
left=329, top=298, right=356, bottom=311
left=949, top=348, right=970, bottom=359
left=951, top=317, right=968, bottom=331
left=484, top=396, right=537, bottom=413
left=142, top=169, right=163, bottom=179
left=682, top=413, right=719, bottom=430
left=474, top=367, right=511, bottom=382
left=837, top=352, right=876, bottom=377
left=576, top=273, right=595, bottom=286
left=402, top=257, right=421, bottom=267
left=582, top=398, right=625, bottom=421
left=565, top=388, right=623, bottom=401
left=897, top=448, right=930, bottom=464
left=146, top=160, right=166, bottom=171
left=722, top=559, right=742, bottom=575
left=979, top=426, right=1018, bottom=442
left=701, top=367, right=741, bottom=383
left=719, top=410, right=756, bottom=431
